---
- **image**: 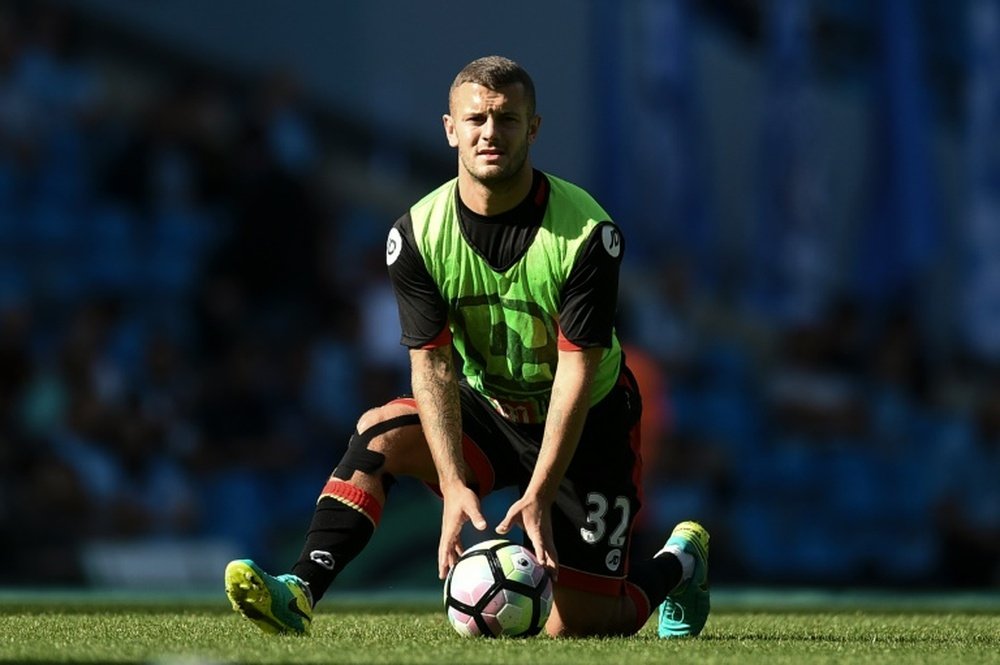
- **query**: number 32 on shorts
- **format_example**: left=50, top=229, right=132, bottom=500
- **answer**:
left=579, top=492, right=630, bottom=547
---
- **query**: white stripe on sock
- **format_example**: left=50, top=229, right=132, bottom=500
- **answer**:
left=659, top=545, right=695, bottom=585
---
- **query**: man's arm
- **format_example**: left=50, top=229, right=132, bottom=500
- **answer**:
left=497, top=345, right=604, bottom=575
left=410, top=345, right=487, bottom=578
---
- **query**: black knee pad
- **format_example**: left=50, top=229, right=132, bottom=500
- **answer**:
left=332, top=413, right=421, bottom=481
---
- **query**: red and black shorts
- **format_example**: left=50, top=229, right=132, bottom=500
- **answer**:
left=453, top=366, right=644, bottom=596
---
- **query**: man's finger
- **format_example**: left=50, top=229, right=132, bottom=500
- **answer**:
left=469, top=508, right=487, bottom=531
left=495, top=503, right=523, bottom=535
left=521, top=525, right=555, bottom=577
left=440, top=541, right=461, bottom=579
left=542, top=552, right=559, bottom=581
left=439, top=534, right=457, bottom=578
left=495, top=511, right=515, bottom=534
left=438, top=549, right=449, bottom=580
left=533, top=544, right=557, bottom=579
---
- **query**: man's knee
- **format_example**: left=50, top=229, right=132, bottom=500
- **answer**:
left=332, top=406, right=420, bottom=485
left=333, top=404, right=429, bottom=483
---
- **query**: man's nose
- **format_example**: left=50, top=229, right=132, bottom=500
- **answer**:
left=481, top=116, right=497, bottom=141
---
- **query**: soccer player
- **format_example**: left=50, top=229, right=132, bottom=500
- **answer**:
left=224, top=55, right=709, bottom=638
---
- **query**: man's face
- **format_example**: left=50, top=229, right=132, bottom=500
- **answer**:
left=443, top=82, right=540, bottom=186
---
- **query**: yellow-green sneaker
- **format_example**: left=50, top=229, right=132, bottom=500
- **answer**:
left=657, top=521, right=710, bottom=638
left=225, top=559, right=313, bottom=634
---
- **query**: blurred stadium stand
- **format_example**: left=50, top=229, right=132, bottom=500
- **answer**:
left=1, top=0, right=998, bottom=592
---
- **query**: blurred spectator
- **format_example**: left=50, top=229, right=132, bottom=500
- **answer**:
left=620, top=260, right=705, bottom=379
left=7, top=454, right=92, bottom=585
left=356, top=241, right=410, bottom=402
left=0, top=301, right=32, bottom=427
left=0, top=4, right=31, bottom=219
left=765, top=321, right=867, bottom=441
left=104, top=401, right=199, bottom=537
left=212, top=132, right=324, bottom=313
left=136, top=332, right=199, bottom=455
left=192, top=333, right=310, bottom=553
left=866, top=305, right=934, bottom=452
left=933, top=382, right=1000, bottom=587
left=297, top=295, right=364, bottom=437
left=256, top=67, right=319, bottom=178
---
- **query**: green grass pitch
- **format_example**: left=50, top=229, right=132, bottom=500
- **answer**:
left=1, top=589, right=998, bottom=664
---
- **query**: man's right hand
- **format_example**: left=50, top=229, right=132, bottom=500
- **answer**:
left=438, top=484, right=487, bottom=579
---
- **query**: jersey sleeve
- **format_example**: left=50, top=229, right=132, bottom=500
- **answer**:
left=386, top=213, right=451, bottom=348
left=558, top=222, right=624, bottom=349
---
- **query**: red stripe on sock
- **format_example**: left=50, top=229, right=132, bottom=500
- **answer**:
left=319, top=480, right=382, bottom=526
left=624, top=581, right=652, bottom=633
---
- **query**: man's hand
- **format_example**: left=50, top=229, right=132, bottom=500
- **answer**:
left=496, top=492, right=558, bottom=579
left=438, top=484, right=487, bottom=579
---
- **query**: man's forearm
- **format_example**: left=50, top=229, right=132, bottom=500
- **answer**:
left=527, top=347, right=603, bottom=503
left=410, top=346, right=466, bottom=489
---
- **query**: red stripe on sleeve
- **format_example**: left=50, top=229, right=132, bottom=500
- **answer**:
left=557, top=329, right=584, bottom=351
left=418, top=325, right=452, bottom=350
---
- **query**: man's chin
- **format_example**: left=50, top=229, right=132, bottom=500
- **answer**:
left=469, top=163, right=525, bottom=186
left=475, top=168, right=509, bottom=183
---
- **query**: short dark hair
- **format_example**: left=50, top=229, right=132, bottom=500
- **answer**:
left=449, top=56, right=536, bottom=116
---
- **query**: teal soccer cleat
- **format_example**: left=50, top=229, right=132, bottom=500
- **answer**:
left=657, top=521, right=710, bottom=638
left=225, top=559, right=313, bottom=634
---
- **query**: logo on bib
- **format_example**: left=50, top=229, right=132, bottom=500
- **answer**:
left=386, top=227, right=402, bottom=266
left=601, top=225, right=622, bottom=258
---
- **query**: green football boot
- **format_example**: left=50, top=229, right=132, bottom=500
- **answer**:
left=657, top=521, right=710, bottom=638
left=225, top=559, right=313, bottom=634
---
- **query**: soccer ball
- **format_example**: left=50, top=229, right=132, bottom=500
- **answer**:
left=443, top=539, right=553, bottom=638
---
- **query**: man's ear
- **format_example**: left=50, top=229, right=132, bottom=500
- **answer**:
left=443, top=114, right=459, bottom=148
left=527, top=114, right=541, bottom=145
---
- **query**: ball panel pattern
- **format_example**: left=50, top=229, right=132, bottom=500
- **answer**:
left=443, top=539, right=553, bottom=638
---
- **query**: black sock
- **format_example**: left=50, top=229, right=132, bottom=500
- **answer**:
left=290, top=497, right=376, bottom=604
left=627, top=551, right=683, bottom=609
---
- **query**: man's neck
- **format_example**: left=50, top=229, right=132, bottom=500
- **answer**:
left=457, top=166, right=534, bottom=216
